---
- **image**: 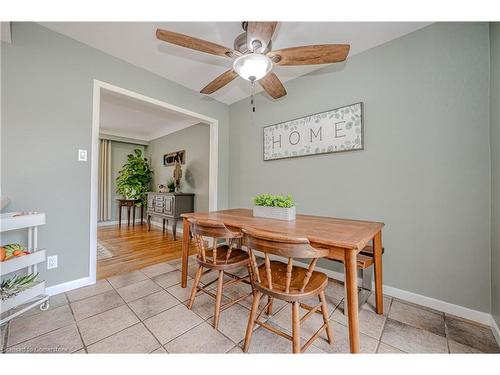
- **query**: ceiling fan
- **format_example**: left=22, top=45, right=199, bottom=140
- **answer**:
left=156, top=22, right=350, bottom=99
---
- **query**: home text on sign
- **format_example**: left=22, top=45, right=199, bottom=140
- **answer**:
left=263, top=102, right=363, bottom=161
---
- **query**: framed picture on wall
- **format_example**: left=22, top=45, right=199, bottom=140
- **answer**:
left=263, top=102, right=364, bottom=161
left=163, top=150, right=186, bottom=166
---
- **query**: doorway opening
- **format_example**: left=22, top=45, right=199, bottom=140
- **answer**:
left=90, top=80, right=218, bottom=281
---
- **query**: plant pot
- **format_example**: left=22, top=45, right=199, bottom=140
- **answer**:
left=253, top=206, right=296, bottom=221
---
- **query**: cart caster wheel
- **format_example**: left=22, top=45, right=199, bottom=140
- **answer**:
left=39, top=301, right=50, bottom=311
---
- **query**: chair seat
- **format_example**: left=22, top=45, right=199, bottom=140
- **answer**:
left=327, top=252, right=374, bottom=269
left=256, top=261, right=328, bottom=301
left=196, top=245, right=250, bottom=270
left=327, top=244, right=384, bottom=269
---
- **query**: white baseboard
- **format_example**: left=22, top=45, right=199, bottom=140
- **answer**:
left=491, top=315, right=500, bottom=346
left=98, top=218, right=184, bottom=234
left=98, top=219, right=144, bottom=227
left=256, top=250, right=493, bottom=327
left=382, top=284, right=492, bottom=325
left=312, top=264, right=492, bottom=326
left=45, top=276, right=94, bottom=296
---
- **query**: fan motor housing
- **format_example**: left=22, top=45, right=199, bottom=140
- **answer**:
left=233, top=32, right=272, bottom=55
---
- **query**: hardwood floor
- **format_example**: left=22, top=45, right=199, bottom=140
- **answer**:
left=97, top=223, right=196, bottom=280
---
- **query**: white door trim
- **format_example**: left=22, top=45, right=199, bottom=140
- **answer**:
left=90, top=79, right=219, bottom=284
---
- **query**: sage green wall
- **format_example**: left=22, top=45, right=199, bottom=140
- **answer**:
left=108, top=141, right=146, bottom=222
left=491, top=22, right=500, bottom=326
left=147, top=124, right=210, bottom=212
left=1, top=21, right=496, bottom=315
left=1, top=22, right=230, bottom=287
left=228, top=23, right=492, bottom=312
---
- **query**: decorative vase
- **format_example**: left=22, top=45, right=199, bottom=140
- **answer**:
left=252, top=206, right=296, bottom=221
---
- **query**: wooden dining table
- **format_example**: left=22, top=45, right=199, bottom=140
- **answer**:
left=180, top=208, right=384, bottom=353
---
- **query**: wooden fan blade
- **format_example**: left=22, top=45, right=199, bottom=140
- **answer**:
left=268, top=44, right=350, bottom=65
left=200, top=70, right=238, bottom=94
left=258, top=72, right=287, bottom=99
left=156, top=28, right=238, bottom=58
left=247, top=22, right=278, bottom=53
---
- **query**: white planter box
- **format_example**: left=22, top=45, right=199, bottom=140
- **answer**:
left=253, top=206, right=296, bottom=221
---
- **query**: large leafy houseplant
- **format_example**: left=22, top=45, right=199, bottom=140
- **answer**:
left=116, top=149, right=153, bottom=205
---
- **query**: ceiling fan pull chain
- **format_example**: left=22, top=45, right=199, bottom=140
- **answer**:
left=251, top=81, right=256, bottom=113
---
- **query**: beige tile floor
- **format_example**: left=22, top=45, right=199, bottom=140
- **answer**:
left=1, top=257, right=499, bottom=354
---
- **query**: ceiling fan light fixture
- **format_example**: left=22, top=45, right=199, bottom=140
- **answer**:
left=233, top=53, right=272, bottom=82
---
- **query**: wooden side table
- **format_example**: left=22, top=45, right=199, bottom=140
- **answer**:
left=116, top=199, right=143, bottom=227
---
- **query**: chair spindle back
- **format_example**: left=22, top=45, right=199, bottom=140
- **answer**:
left=188, top=218, right=242, bottom=265
left=242, top=227, right=329, bottom=294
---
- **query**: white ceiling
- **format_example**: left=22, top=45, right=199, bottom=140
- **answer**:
left=100, top=89, right=201, bottom=141
left=40, top=22, right=431, bottom=104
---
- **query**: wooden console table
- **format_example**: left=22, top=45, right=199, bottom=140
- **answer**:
left=180, top=208, right=384, bottom=353
left=116, top=198, right=143, bottom=227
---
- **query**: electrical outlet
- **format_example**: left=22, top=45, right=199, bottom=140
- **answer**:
left=78, top=149, right=87, bottom=161
left=47, top=255, right=58, bottom=269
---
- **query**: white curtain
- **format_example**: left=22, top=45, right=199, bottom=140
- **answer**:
left=98, top=139, right=112, bottom=221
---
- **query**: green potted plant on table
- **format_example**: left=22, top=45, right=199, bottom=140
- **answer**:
left=252, top=193, right=296, bottom=221
left=116, top=149, right=153, bottom=206
left=166, top=178, right=176, bottom=193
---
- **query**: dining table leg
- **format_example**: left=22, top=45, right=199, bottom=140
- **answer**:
left=181, top=217, right=190, bottom=288
left=373, top=231, right=384, bottom=314
left=344, top=250, right=360, bottom=353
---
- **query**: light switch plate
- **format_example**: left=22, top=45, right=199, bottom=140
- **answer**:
left=78, top=149, right=87, bottom=161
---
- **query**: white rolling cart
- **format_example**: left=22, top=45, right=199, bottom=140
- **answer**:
left=0, top=212, right=49, bottom=325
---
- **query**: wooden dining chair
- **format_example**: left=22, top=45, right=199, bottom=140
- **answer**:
left=242, top=227, right=334, bottom=354
left=187, top=218, right=254, bottom=329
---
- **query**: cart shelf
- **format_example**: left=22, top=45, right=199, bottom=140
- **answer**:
left=0, top=281, right=46, bottom=312
left=1, top=250, right=46, bottom=276
left=1, top=211, right=48, bottom=325
left=1, top=212, right=46, bottom=232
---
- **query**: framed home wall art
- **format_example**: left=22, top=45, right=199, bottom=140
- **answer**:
left=263, top=102, right=364, bottom=161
